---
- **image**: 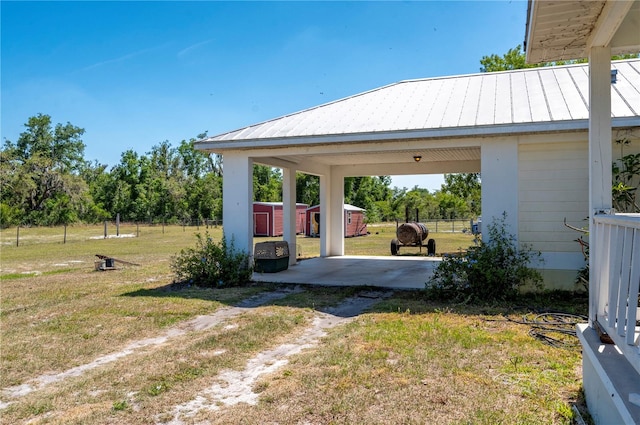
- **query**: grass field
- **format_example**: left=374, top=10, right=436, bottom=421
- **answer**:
left=0, top=224, right=589, bottom=424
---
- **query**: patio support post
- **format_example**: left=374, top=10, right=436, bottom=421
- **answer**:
left=222, top=152, right=254, bottom=260
left=588, top=46, right=613, bottom=327
left=319, top=166, right=345, bottom=257
left=282, top=166, right=297, bottom=265
left=319, top=172, right=331, bottom=257
left=329, top=167, right=345, bottom=256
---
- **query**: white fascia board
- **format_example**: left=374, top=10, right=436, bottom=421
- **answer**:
left=196, top=121, right=595, bottom=153
left=524, top=0, right=541, bottom=63
left=586, top=0, right=634, bottom=48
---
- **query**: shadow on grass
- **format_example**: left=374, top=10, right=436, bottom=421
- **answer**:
left=122, top=280, right=589, bottom=326
left=121, top=281, right=393, bottom=318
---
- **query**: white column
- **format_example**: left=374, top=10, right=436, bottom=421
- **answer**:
left=282, top=166, right=297, bottom=265
left=480, top=139, right=519, bottom=242
left=319, top=172, right=331, bottom=257
left=222, top=152, right=254, bottom=259
left=588, top=46, right=612, bottom=326
left=329, top=167, right=345, bottom=256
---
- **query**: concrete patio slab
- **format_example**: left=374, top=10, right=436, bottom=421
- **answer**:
left=252, top=255, right=441, bottom=289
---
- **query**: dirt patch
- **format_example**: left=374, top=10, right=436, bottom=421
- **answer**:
left=163, top=290, right=391, bottom=424
left=0, top=286, right=303, bottom=408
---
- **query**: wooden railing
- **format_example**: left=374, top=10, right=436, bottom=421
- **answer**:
left=592, top=213, right=640, bottom=375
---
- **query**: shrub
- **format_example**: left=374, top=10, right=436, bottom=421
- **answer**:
left=426, top=212, right=542, bottom=302
left=170, top=232, right=252, bottom=288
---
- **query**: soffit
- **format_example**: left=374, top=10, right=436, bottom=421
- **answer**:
left=525, top=0, right=640, bottom=63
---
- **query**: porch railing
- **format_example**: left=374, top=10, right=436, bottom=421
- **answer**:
left=592, top=213, right=640, bottom=375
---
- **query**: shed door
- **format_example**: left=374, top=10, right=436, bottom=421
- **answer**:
left=254, top=212, right=269, bottom=236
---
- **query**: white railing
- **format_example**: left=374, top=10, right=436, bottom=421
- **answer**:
left=592, top=213, right=640, bottom=375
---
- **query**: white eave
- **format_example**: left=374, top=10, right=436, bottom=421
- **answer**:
left=196, top=59, right=640, bottom=153
left=525, top=0, right=640, bottom=64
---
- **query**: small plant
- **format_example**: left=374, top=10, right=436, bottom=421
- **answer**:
left=426, top=212, right=543, bottom=302
left=147, top=380, right=171, bottom=396
left=112, top=400, right=128, bottom=411
left=170, top=232, right=252, bottom=288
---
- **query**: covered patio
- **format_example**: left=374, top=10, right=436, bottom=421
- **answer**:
left=196, top=57, right=639, bottom=292
left=196, top=2, right=639, bottom=420
left=252, top=255, right=441, bottom=290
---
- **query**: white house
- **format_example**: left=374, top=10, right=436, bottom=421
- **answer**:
left=196, top=2, right=639, bottom=422
left=196, top=59, right=639, bottom=291
left=525, top=1, right=640, bottom=423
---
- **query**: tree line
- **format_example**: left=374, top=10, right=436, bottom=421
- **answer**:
left=0, top=113, right=481, bottom=227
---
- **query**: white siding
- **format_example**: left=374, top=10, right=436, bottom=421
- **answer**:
left=519, top=141, right=589, bottom=253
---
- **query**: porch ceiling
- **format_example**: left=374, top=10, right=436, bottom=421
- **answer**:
left=270, top=146, right=480, bottom=167
left=525, top=0, right=640, bottom=63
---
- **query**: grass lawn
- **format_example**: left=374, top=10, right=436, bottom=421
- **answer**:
left=0, top=224, right=588, bottom=424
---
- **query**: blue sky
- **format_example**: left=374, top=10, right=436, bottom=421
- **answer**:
left=1, top=0, right=528, bottom=191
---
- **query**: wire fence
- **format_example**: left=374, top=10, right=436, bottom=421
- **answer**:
left=2, top=218, right=476, bottom=248
left=1, top=219, right=223, bottom=248
left=389, top=218, right=478, bottom=234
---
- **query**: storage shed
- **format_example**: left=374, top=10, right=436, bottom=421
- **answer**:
left=253, top=202, right=307, bottom=237
left=306, top=204, right=367, bottom=238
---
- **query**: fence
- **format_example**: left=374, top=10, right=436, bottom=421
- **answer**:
left=2, top=219, right=223, bottom=248
left=393, top=219, right=477, bottom=234
left=592, top=213, right=640, bottom=375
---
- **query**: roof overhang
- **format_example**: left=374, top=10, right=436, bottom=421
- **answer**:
left=525, top=0, right=640, bottom=63
left=197, top=117, right=640, bottom=153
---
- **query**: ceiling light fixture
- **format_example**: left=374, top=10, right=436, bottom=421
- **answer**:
left=413, top=155, right=422, bottom=162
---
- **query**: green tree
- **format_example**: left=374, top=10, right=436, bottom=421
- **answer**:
left=441, top=173, right=481, bottom=217
left=1, top=114, right=98, bottom=225
left=296, top=173, right=320, bottom=206
left=481, top=44, right=638, bottom=73
left=344, top=176, right=392, bottom=222
left=253, top=165, right=282, bottom=202
left=479, top=45, right=537, bottom=72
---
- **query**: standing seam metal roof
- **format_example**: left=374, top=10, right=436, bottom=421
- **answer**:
left=201, top=59, right=640, bottom=144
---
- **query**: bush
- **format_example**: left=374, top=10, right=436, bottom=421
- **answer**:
left=426, top=212, right=542, bottom=302
left=170, top=232, right=253, bottom=288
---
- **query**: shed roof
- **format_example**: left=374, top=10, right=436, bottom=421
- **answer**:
left=253, top=202, right=308, bottom=207
left=307, top=204, right=365, bottom=212
left=197, top=59, right=640, bottom=152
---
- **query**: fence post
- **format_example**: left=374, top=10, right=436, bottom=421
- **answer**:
left=16, top=226, right=19, bottom=247
left=116, top=213, right=120, bottom=237
left=162, top=218, right=165, bottom=234
left=104, top=221, right=108, bottom=239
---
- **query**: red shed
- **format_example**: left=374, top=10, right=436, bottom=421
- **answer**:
left=305, top=204, right=367, bottom=238
left=253, top=202, right=307, bottom=237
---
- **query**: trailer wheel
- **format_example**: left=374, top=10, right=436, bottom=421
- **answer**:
left=427, top=238, right=436, bottom=256
left=390, top=239, right=400, bottom=256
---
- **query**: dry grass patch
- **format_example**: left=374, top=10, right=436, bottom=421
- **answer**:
left=205, top=294, right=587, bottom=425
left=1, top=225, right=587, bottom=424
left=1, top=305, right=314, bottom=424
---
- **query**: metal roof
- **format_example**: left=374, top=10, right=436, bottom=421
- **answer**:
left=197, top=59, right=640, bottom=152
left=307, top=204, right=365, bottom=212
left=525, top=0, right=640, bottom=64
